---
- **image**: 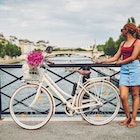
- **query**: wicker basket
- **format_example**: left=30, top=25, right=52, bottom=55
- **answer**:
left=22, top=63, right=41, bottom=82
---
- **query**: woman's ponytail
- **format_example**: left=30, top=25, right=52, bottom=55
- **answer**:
left=136, top=28, right=140, bottom=39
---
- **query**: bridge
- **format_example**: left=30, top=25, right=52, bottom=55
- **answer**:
left=47, top=51, right=104, bottom=59
left=0, top=50, right=104, bottom=64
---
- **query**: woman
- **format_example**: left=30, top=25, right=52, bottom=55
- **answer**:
left=97, top=22, right=140, bottom=128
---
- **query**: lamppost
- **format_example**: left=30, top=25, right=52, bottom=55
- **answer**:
left=91, top=40, right=96, bottom=61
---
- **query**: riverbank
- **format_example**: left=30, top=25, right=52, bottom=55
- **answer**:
left=0, top=55, right=26, bottom=64
left=0, top=59, right=25, bottom=64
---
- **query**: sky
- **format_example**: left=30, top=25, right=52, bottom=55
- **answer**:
left=0, top=0, right=140, bottom=48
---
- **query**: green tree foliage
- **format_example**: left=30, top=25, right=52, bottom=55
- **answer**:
left=0, top=40, right=21, bottom=58
left=75, top=48, right=86, bottom=51
left=97, top=44, right=105, bottom=51
left=103, top=37, right=117, bottom=56
left=127, top=17, right=136, bottom=23
left=0, top=43, right=6, bottom=58
left=96, top=17, right=140, bottom=56
left=53, top=47, right=86, bottom=51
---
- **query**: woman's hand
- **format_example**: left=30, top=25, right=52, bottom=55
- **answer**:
left=94, top=60, right=103, bottom=64
left=47, top=60, right=54, bottom=64
left=115, top=60, right=122, bottom=66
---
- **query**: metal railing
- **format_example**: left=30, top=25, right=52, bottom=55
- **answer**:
left=0, top=63, right=139, bottom=119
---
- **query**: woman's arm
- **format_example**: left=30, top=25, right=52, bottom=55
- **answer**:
left=97, top=45, right=122, bottom=63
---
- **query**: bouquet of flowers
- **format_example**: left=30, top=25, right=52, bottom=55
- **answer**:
left=27, top=51, right=44, bottom=70
left=22, top=51, right=44, bottom=81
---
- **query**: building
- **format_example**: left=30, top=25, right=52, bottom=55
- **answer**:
left=9, top=35, right=18, bottom=46
left=19, top=39, right=36, bottom=54
left=36, top=40, right=48, bottom=51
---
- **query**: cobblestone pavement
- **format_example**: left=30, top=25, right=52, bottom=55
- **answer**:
left=0, top=120, right=139, bottom=140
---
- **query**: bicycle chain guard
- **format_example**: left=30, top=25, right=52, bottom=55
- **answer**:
left=64, top=105, right=76, bottom=116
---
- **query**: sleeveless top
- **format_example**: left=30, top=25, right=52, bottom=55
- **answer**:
left=121, top=39, right=138, bottom=60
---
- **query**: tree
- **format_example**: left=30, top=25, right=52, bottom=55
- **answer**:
left=96, top=17, right=139, bottom=57
left=0, top=40, right=21, bottom=58
left=127, top=17, right=136, bottom=23
left=0, top=43, right=6, bottom=58
left=97, top=44, right=105, bottom=51
left=103, top=37, right=117, bottom=56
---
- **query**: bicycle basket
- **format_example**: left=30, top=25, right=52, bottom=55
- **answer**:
left=22, top=63, right=42, bottom=82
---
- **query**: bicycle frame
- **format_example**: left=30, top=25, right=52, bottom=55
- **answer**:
left=30, top=69, right=103, bottom=113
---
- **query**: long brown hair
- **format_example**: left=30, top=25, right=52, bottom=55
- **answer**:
left=124, top=22, right=140, bottom=39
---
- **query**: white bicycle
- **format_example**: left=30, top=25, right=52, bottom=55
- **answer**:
left=10, top=62, right=120, bottom=130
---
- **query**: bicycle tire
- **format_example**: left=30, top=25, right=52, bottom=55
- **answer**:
left=78, top=80, right=120, bottom=125
left=10, top=84, right=54, bottom=130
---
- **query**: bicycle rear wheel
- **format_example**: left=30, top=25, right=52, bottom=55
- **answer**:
left=10, top=84, right=54, bottom=129
left=78, top=80, right=120, bottom=125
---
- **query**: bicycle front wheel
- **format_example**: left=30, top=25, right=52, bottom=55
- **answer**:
left=78, top=81, right=120, bottom=125
left=10, top=84, right=54, bottom=129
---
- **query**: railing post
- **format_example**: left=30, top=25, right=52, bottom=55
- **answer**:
left=0, top=70, right=2, bottom=120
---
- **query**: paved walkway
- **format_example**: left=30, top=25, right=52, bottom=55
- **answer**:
left=0, top=119, right=139, bottom=140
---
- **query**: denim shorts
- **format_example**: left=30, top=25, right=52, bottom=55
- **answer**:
left=119, top=60, right=140, bottom=86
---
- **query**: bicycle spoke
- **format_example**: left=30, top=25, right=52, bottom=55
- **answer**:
left=10, top=84, right=54, bottom=129
left=78, top=80, right=120, bottom=125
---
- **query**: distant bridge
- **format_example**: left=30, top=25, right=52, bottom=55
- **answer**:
left=47, top=51, right=104, bottom=59
left=0, top=51, right=104, bottom=64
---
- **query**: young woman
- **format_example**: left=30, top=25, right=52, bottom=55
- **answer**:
left=97, top=22, right=140, bottom=128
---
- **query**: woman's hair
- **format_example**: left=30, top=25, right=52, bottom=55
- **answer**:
left=124, top=22, right=140, bottom=39
left=45, top=46, right=53, bottom=53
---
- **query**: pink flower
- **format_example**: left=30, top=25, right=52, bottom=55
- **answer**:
left=27, top=51, right=44, bottom=67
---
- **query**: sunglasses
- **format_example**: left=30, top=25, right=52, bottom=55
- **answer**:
left=121, top=28, right=126, bottom=32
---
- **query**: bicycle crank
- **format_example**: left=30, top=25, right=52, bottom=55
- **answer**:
left=64, top=105, right=76, bottom=116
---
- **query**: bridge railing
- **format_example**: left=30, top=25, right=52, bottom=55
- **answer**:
left=47, top=50, right=103, bottom=58
left=0, top=63, right=139, bottom=119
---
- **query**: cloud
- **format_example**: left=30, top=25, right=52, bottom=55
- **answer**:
left=0, top=0, right=140, bottom=48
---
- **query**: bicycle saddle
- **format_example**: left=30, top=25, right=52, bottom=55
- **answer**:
left=75, top=69, right=91, bottom=75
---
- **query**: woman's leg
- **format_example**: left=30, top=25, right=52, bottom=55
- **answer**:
left=128, top=86, right=139, bottom=128
left=119, top=86, right=131, bottom=125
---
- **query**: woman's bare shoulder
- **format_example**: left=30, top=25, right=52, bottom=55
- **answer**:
left=135, top=39, right=140, bottom=46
